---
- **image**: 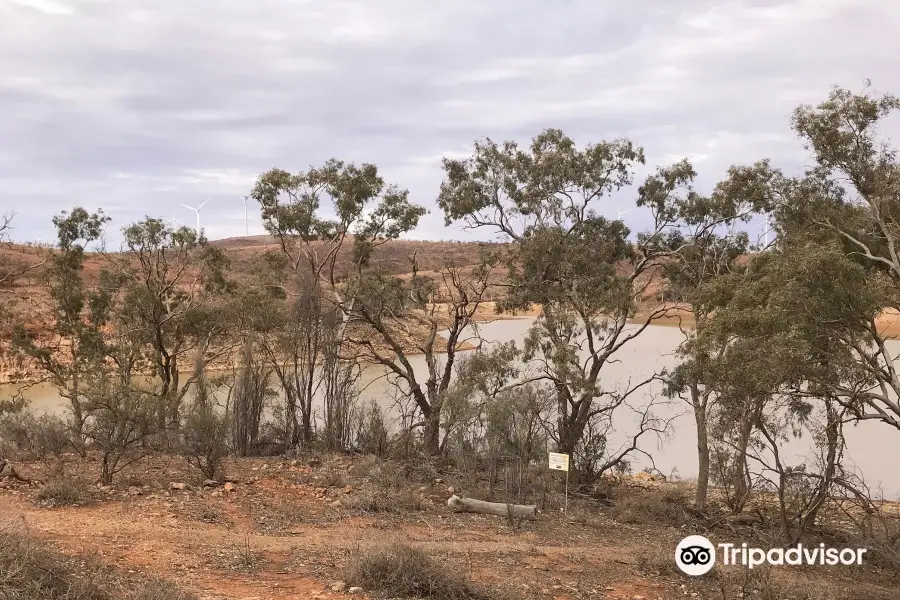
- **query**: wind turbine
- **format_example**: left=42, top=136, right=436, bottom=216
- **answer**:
left=169, top=214, right=184, bottom=229
left=243, top=196, right=249, bottom=237
left=755, top=214, right=773, bottom=249
left=616, top=208, right=634, bottom=220
left=180, top=198, right=209, bottom=236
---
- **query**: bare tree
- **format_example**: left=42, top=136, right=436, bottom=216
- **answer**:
left=0, top=211, right=46, bottom=289
left=320, top=317, right=362, bottom=451
left=230, top=338, right=274, bottom=457
left=343, top=250, right=501, bottom=455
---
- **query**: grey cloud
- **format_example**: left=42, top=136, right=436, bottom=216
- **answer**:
left=1, top=0, right=899, bottom=243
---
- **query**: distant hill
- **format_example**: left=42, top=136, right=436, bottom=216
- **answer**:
left=0, top=234, right=687, bottom=384
left=209, top=235, right=506, bottom=282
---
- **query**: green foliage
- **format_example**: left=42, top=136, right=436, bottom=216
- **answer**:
left=0, top=409, right=71, bottom=461
left=181, top=397, right=230, bottom=480
left=353, top=401, right=390, bottom=457
left=114, top=217, right=235, bottom=427
left=251, top=159, right=426, bottom=275
left=12, top=207, right=111, bottom=449
left=438, top=129, right=644, bottom=235
left=83, top=375, right=161, bottom=484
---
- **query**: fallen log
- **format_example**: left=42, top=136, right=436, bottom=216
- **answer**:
left=0, top=459, right=34, bottom=484
left=447, top=494, right=537, bottom=520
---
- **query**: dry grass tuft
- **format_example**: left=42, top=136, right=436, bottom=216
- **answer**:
left=35, top=477, right=91, bottom=507
left=0, top=529, right=196, bottom=600
left=608, top=484, right=692, bottom=526
left=347, top=543, right=502, bottom=600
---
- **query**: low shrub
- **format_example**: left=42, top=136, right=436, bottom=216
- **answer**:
left=0, top=529, right=196, bottom=600
left=35, top=477, right=90, bottom=507
left=0, top=409, right=71, bottom=461
left=608, top=484, right=691, bottom=526
left=347, top=543, right=495, bottom=600
left=181, top=401, right=230, bottom=481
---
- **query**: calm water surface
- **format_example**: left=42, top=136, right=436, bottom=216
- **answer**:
left=3, top=318, right=900, bottom=498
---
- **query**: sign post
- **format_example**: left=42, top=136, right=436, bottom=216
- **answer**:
left=548, top=452, right=570, bottom=515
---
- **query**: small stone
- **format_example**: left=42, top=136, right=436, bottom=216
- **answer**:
left=330, top=500, right=343, bottom=509
left=434, top=478, right=444, bottom=484
left=224, top=482, right=235, bottom=492
left=418, top=486, right=427, bottom=492
left=169, top=482, right=186, bottom=490
left=447, top=486, right=455, bottom=495
left=330, top=581, right=347, bottom=592
left=348, top=587, right=363, bottom=594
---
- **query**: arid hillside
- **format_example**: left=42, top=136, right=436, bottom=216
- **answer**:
left=0, top=235, right=511, bottom=383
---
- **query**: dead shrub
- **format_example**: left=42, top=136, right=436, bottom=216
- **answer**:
left=608, top=485, right=690, bottom=526
left=635, top=544, right=679, bottom=578
left=715, top=567, right=840, bottom=600
left=349, top=454, right=381, bottom=479
left=0, top=530, right=109, bottom=599
left=350, top=489, right=426, bottom=514
left=130, top=578, right=197, bottom=600
left=347, top=543, right=495, bottom=600
left=321, top=465, right=347, bottom=488
left=0, top=529, right=196, bottom=600
left=35, top=477, right=90, bottom=507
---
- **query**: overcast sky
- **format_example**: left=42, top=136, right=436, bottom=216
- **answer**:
left=2, top=0, right=898, bottom=245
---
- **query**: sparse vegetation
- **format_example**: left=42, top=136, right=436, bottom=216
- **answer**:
left=4, top=83, right=900, bottom=599
left=348, top=543, right=498, bottom=600
left=608, top=483, right=691, bottom=526
left=0, top=529, right=196, bottom=600
left=35, top=477, right=90, bottom=507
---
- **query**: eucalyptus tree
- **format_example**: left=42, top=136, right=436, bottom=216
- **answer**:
left=250, top=160, right=427, bottom=447
left=251, top=159, right=426, bottom=298
left=12, top=208, right=110, bottom=451
left=438, top=129, right=747, bottom=468
left=112, top=218, right=233, bottom=428
left=660, top=169, right=777, bottom=509
left=710, top=85, right=900, bottom=435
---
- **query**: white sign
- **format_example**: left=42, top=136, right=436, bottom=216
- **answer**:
left=548, top=452, right=570, bottom=472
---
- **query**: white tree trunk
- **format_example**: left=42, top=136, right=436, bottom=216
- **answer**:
left=447, top=495, right=537, bottom=520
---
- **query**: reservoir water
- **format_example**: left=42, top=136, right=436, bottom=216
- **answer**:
left=3, top=318, right=900, bottom=498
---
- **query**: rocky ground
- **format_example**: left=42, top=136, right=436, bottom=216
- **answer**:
left=2, top=453, right=898, bottom=600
